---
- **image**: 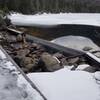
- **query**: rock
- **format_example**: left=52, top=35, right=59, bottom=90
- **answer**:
left=83, top=66, right=96, bottom=73
left=31, top=43, right=45, bottom=51
left=4, top=16, right=11, bottom=26
left=20, top=57, right=39, bottom=72
left=13, top=55, right=22, bottom=66
left=60, top=58, right=68, bottom=66
left=53, top=52, right=64, bottom=59
left=21, top=67, right=29, bottom=73
left=20, top=57, right=33, bottom=72
left=76, top=64, right=96, bottom=72
left=10, top=43, right=23, bottom=50
left=82, top=46, right=92, bottom=51
left=41, top=52, right=63, bottom=71
left=67, top=57, right=79, bottom=65
left=94, top=52, right=100, bottom=58
left=20, top=57, right=33, bottom=65
left=16, top=34, right=23, bottom=42
left=31, top=54, right=38, bottom=59
left=13, top=49, right=30, bottom=66
left=5, top=34, right=17, bottom=43
left=16, top=49, right=30, bottom=57
left=31, top=43, right=38, bottom=46
left=0, top=14, right=6, bottom=27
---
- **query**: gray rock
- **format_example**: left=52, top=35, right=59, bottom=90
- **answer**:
left=16, top=34, right=23, bottom=42
left=20, top=57, right=38, bottom=72
left=94, top=52, right=100, bottom=58
left=83, top=67, right=96, bottom=73
left=16, top=49, right=30, bottom=57
left=0, top=14, right=6, bottom=27
left=82, top=46, right=92, bottom=51
left=41, top=52, right=63, bottom=71
left=53, top=52, right=64, bottom=59
left=67, top=57, right=79, bottom=64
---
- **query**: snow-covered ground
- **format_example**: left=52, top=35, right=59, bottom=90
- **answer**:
left=9, top=13, right=100, bottom=27
left=19, top=69, right=100, bottom=100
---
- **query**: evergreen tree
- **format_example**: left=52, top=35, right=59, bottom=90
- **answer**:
left=0, top=0, right=100, bottom=14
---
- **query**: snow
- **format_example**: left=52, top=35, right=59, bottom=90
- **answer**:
left=9, top=13, right=100, bottom=27
left=18, top=75, right=43, bottom=100
left=87, top=52, right=100, bottom=63
left=0, top=49, right=6, bottom=59
left=23, top=68, right=100, bottom=100
left=76, top=64, right=90, bottom=70
left=94, top=71, right=100, bottom=81
left=52, top=35, right=100, bottom=51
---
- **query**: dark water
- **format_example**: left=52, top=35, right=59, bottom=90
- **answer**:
left=25, top=24, right=100, bottom=46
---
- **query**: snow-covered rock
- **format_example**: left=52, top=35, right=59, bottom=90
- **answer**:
left=52, top=36, right=100, bottom=52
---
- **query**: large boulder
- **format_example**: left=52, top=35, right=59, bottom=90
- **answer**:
left=41, top=52, right=63, bottom=71
left=20, top=57, right=39, bottom=72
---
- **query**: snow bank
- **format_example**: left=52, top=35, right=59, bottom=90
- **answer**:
left=21, top=68, right=100, bottom=100
left=9, top=13, right=100, bottom=27
left=52, top=35, right=100, bottom=51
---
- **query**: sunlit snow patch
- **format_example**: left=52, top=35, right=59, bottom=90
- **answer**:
left=18, top=68, right=100, bottom=100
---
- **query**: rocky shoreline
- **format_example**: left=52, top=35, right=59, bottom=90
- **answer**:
left=0, top=28, right=99, bottom=73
